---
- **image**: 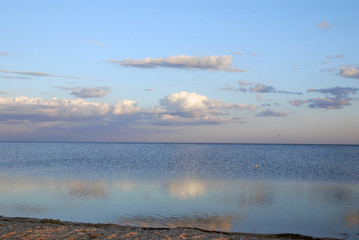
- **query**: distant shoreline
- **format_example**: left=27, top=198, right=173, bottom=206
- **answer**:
left=0, top=216, right=340, bottom=240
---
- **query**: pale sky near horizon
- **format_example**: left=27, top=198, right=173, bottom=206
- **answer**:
left=1, top=0, right=359, bottom=144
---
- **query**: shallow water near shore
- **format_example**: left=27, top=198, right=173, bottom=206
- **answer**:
left=0, top=142, right=358, bottom=239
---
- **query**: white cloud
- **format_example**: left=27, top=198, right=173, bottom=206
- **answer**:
left=112, top=100, right=142, bottom=115
left=0, top=96, right=110, bottom=120
left=160, top=92, right=211, bottom=115
left=340, top=66, right=359, bottom=79
left=108, top=55, right=245, bottom=72
left=160, top=91, right=256, bottom=116
left=71, top=87, right=111, bottom=98
left=154, top=91, right=256, bottom=125
left=165, top=179, right=206, bottom=199
left=318, top=20, right=331, bottom=29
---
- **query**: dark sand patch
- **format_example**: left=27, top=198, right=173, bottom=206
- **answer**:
left=0, top=217, right=340, bottom=240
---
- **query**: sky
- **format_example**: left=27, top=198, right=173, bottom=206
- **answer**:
left=1, top=0, right=359, bottom=144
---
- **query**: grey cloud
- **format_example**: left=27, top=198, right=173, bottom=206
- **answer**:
left=248, top=52, right=258, bottom=57
left=0, top=70, right=83, bottom=79
left=289, top=99, right=309, bottom=106
left=145, top=88, right=155, bottom=91
left=238, top=80, right=251, bottom=86
left=0, top=52, right=9, bottom=56
left=250, top=84, right=275, bottom=93
left=318, top=20, right=331, bottom=29
left=256, top=109, right=287, bottom=117
left=321, top=67, right=337, bottom=72
left=276, top=90, right=303, bottom=95
left=326, top=55, right=343, bottom=59
left=71, top=87, right=111, bottom=98
left=0, top=91, right=13, bottom=95
left=307, top=87, right=358, bottom=98
left=0, top=75, right=30, bottom=79
left=152, top=117, right=225, bottom=126
left=54, top=86, right=73, bottom=90
left=221, top=82, right=302, bottom=95
left=231, top=51, right=242, bottom=55
left=308, top=97, right=351, bottom=109
left=217, top=84, right=236, bottom=91
left=236, top=87, right=248, bottom=93
left=290, top=86, right=358, bottom=109
left=108, top=55, right=245, bottom=72
left=340, top=66, right=359, bottom=79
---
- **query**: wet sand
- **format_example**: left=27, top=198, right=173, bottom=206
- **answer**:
left=0, top=217, right=339, bottom=240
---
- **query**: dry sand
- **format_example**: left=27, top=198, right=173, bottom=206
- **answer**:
left=0, top=216, right=339, bottom=240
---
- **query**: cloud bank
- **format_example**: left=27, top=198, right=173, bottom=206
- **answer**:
left=108, top=55, right=245, bottom=72
left=0, top=92, right=257, bottom=127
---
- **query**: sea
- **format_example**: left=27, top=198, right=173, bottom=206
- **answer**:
left=0, top=142, right=358, bottom=239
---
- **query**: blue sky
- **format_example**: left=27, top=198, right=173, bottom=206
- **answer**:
left=1, top=0, right=359, bottom=144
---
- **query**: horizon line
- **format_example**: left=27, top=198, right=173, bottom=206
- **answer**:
left=0, top=140, right=358, bottom=146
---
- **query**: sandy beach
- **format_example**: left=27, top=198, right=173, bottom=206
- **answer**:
left=0, top=217, right=340, bottom=240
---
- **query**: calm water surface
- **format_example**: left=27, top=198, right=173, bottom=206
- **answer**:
left=0, top=143, right=358, bottom=239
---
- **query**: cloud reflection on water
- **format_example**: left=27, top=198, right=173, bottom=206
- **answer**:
left=68, top=180, right=109, bottom=200
left=164, top=179, right=206, bottom=199
left=0, top=174, right=358, bottom=238
left=344, top=211, right=359, bottom=229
